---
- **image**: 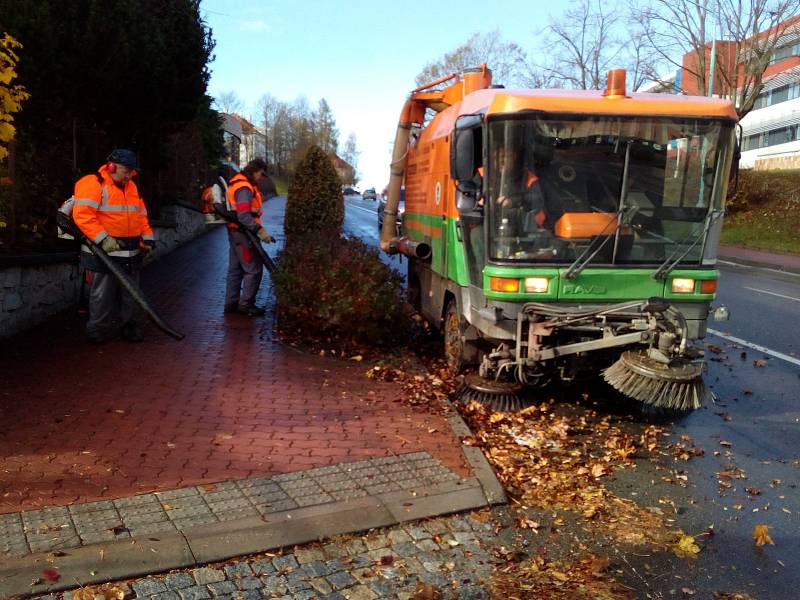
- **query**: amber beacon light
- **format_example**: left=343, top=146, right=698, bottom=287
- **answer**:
left=603, top=69, right=628, bottom=98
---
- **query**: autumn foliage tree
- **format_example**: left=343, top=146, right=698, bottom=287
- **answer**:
left=0, top=33, right=28, bottom=162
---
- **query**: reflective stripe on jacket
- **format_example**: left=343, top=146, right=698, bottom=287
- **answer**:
left=72, top=165, right=154, bottom=249
left=226, top=173, right=262, bottom=231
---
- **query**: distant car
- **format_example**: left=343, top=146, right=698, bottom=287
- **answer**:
left=363, top=187, right=377, bottom=201
left=377, top=192, right=405, bottom=234
left=343, top=187, right=359, bottom=196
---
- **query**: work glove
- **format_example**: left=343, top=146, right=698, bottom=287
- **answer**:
left=141, top=240, right=156, bottom=254
left=100, top=236, right=121, bottom=253
left=257, top=228, right=276, bottom=243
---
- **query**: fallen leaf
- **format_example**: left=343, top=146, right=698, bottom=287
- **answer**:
left=41, top=569, right=60, bottom=583
left=753, top=358, right=768, bottom=368
left=379, top=555, right=394, bottom=566
left=350, top=355, right=363, bottom=361
left=108, top=525, right=129, bottom=535
left=673, top=533, right=700, bottom=557
left=753, top=524, right=774, bottom=546
left=411, top=581, right=442, bottom=600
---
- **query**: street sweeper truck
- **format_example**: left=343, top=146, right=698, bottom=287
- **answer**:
left=381, top=65, right=734, bottom=411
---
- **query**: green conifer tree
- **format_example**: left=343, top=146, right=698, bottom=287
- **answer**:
left=284, top=144, right=343, bottom=243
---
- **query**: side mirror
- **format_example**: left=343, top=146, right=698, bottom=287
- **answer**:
left=731, top=126, right=742, bottom=194
left=450, top=114, right=483, bottom=182
left=451, top=128, right=475, bottom=181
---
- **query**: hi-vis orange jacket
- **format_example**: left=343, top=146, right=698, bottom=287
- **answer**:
left=226, top=173, right=262, bottom=231
left=73, top=165, right=154, bottom=251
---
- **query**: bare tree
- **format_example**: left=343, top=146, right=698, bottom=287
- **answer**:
left=540, top=0, right=624, bottom=90
left=341, top=133, right=359, bottom=185
left=634, top=0, right=800, bottom=117
left=415, top=30, right=527, bottom=87
left=257, top=92, right=280, bottom=165
left=215, top=91, right=244, bottom=114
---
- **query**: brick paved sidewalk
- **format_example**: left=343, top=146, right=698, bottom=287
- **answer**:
left=0, top=199, right=470, bottom=515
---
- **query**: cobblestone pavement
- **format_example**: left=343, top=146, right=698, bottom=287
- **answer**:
left=32, top=511, right=495, bottom=600
left=0, top=198, right=469, bottom=514
left=1, top=453, right=464, bottom=558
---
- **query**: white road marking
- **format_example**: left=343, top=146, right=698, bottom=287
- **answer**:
left=718, top=260, right=800, bottom=278
left=348, top=204, right=378, bottom=217
left=707, top=328, right=800, bottom=368
left=743, top=286, right=800, bottom=303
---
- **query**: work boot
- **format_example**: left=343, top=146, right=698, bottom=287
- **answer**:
left=223, top=303, right=239, bottom=314
left=241, top=305, right=266, bottom=317
left=121, top=322, right=144, bottom=343
left=86, top=330, right=108, bottom=344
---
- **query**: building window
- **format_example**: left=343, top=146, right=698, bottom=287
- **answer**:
left=745, top=124, right=800, bottom=150
left=770, top=42, right=800, bottom=65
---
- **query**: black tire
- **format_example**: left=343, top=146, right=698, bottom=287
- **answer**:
left=444, top=299, right=478, bottom=374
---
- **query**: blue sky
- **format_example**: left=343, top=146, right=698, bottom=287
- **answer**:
left=201, top=0, right=572, bottom=190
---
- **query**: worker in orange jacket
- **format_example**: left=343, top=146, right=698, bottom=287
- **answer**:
left=224, top=157, right=275, bottom=316
left=73, top=149, right=155, bottom=343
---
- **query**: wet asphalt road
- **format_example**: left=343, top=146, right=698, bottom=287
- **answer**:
left=344, top=194, right=800, bottom=599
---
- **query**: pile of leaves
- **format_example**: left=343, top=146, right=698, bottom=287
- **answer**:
left=460, top=400, right=674, bottom=546
left=491, top=553, right=635, bottom=600
left=366, top=359, right=457, bottom=414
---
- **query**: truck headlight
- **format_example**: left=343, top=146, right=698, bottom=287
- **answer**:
left=671, top=278, right=695, bottom=294
left=524, top=277, right=550, bottom=293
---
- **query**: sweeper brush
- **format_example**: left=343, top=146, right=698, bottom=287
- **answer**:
left=453, top=373, right=531, bottom=412
left=603, top=350, right=705, bottom=411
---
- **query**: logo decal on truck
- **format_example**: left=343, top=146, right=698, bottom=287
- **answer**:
left=562, top=284, right=607, bottom=295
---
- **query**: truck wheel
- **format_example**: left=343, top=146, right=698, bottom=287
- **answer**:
left=444, top=299, right=477, bottom=374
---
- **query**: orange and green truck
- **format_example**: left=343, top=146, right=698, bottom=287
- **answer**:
left=380, top=66, right=736, bottom=411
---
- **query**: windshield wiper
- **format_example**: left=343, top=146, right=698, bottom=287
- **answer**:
left=564, top=205, right=639, bottom=280
left=652, top=210, right=723, bottom=280
left=565, top=140, right=635, bottom=280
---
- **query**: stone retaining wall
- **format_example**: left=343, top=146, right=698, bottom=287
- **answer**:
left=0, top=204, right=212, bottom=338
left=753, top=155, right=800, bottom=170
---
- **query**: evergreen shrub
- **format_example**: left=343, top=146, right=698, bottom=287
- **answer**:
left=284, top=145, right=343, bottom=242
left=272, top=232, right=408, bottom=348
left=275, top=144, right=408, bottom=349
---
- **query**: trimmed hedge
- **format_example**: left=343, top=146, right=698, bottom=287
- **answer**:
left=272, top=232, right=408, bottom=348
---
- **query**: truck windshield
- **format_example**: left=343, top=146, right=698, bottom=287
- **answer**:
left=485, top=115, right=735, bottom=265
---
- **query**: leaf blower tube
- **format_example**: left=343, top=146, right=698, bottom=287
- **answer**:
left=56, top=213, right=185, bottom=340
left=212, top=204, right=276, bottom=272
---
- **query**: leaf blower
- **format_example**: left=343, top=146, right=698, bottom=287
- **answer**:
left=56, top=211, right=185, bottom=340
left=212, top=203, right=277, bottom=272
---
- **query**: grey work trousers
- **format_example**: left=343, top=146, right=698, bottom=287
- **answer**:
left=225, top=229, right=263, bottom=310
left=86, top=265, right=140, bottom=337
